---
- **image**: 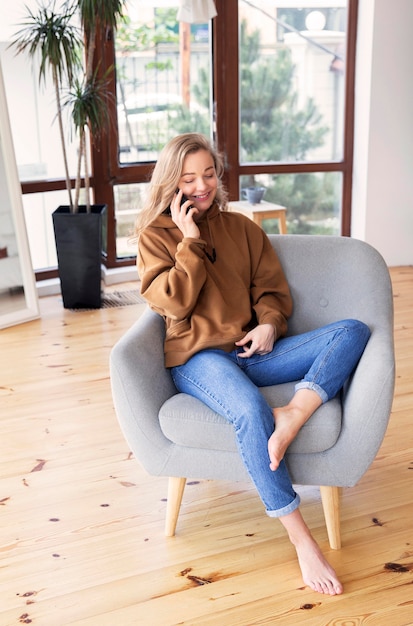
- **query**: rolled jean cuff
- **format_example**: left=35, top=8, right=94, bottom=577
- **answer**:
left=295, top=381, right=329, bottom=404
left=266, top=492, right=301, bottom=518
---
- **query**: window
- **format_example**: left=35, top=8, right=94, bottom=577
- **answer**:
left=239, top=4, right=347, bottom=164
left=0, top=0, right=358, bottom=277
left=109, top=2, right=213, bottom=258
left=215, top=0, right=356, bottom=237
left=116, top=7, right=212, bottom=164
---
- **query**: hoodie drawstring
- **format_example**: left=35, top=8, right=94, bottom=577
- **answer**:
left=205, top=213, right=217, bottom=263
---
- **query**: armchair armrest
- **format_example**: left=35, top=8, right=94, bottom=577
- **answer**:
left=110, top=307, right=177, bottom=475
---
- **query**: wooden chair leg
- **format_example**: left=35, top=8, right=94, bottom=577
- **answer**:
left=320, top=485, right=341, bottom=550
left=165, top=477, right=187, bottom=537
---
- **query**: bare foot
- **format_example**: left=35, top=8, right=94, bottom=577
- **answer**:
left=280, top=506, right=343, bottom=596
left=294, top=534, right=343, bottom=595
left=269, top=390, right=322, bottom=471
left=268, top=406, right=307, bottom=471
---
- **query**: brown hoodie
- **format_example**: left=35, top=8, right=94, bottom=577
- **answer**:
left=137, top=203, right=293, bottom=367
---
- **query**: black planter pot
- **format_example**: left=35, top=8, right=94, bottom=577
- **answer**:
left=52, top=204, right=107, bottom=309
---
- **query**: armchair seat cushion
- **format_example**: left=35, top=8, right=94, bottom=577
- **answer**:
left=159, top=382, right=342, bottom=455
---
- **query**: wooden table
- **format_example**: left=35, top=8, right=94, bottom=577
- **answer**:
left=228, top=200, right=287, bottom=234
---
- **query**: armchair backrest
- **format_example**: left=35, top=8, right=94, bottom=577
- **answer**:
left=270, top=235, right=394, bottom=339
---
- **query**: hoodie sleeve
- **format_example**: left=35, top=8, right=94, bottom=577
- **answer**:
left=137, top=227, right=209, bottom=320
left=248, top=227, right=293, bottom=339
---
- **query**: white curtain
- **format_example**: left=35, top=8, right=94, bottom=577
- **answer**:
left=178, top=0, right=217, bottom=23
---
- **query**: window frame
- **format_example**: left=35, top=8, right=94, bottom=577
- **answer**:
left=24, top=0, right=358, bottom=279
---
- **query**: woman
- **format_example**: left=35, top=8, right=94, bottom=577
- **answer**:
left=135, top=133, right=370, bottom=596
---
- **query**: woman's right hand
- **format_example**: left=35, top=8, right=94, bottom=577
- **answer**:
left=170, top=190, right=200, bottom=239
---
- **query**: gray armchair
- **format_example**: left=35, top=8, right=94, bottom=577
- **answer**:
left=110, top=235, right=395, bottom=549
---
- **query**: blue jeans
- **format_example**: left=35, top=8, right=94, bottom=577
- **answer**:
left=171, top=319, right=371, bottom=518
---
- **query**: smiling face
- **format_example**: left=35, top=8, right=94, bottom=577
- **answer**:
left=178, top=149, right=218, bottom=220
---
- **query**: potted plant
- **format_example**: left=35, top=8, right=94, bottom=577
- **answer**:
left=11, top=0, right=125, bottom=308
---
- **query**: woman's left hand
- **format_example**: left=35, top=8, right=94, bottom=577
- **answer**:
left=235, top=324, right=276, bottom=358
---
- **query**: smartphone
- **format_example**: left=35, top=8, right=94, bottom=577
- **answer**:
left=166, top=192, right=192, bottom=214
left=180, top=193, right=190, bottom=208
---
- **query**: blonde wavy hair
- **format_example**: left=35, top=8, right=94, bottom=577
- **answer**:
left=134, top=133, right=228, bottom=236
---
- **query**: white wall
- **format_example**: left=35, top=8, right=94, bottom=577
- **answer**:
left=352, top=0, right=413, bottom=266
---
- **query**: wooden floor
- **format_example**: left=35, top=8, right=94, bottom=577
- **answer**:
left=0, top=267, right=412, bottom=626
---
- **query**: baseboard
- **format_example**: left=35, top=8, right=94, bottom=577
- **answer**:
left=101, top=265, right=138, bottom=285
left=37, top=265, right=138, bottom=297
